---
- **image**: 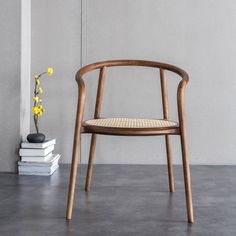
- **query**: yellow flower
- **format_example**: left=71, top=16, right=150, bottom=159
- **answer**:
left=38, top=87, right=43, bottom=94
left=35, top=75, right=39, bottom=79
left=32, top=106, right=40, bottom=115
left=33, top=96, right=39, bottom=102
left=39, top=99, right=42, bottom=103
left=32, top=105, right=44, bottom=116
left=36, top=78, right=40, bottom=85
left=38, top=106, right=44, bottom=116
left=47, top=67, right=54, bottom=76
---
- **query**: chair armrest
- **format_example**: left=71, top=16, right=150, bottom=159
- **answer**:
left=177, top=78, right=189, bottom=131
left=74, top=77, right=86, bottom=134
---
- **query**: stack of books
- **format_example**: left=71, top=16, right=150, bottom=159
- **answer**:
left=18, top=138, right=61, bottom=176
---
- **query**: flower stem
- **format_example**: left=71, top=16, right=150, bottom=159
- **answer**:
left=33, top=75, right=40, bottom=133
left=34, top=115, right=39, bottom=134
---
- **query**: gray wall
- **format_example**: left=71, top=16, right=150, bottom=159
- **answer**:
left=31, top=0, right=81, bottom=163
left=0, top=0, right=21, bottom=172
left=31, top=0, right=236, bottom=165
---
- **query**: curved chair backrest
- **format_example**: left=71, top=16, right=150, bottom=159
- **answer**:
left=75, top=60, right=189, bottom=122
left=77, top=60, right=189, bottom=82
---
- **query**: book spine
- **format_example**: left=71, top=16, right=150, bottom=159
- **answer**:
left=19, top=145, right=54, bottom=156
left=21, top=139, right=56, bottom=149
left=19, top=165, right=58, bottom=176
left=21, top=153, right=53, bottom=162
left=19, top=164, right=59, bottom=174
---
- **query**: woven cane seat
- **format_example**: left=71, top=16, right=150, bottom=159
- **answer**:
left=83, top=118, right=179, bottom=135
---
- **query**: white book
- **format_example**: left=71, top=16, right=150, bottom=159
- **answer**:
left=19, top=164, right=56, bottom=172
left=19, top=144, right=54, bottom=157
left=21, top=139, right=56, bottom=149
left=19, top=164, right=59, bottom=176
left=21, top=152, right=53, bottom=162
left=18, top=154, right=60, bottom=167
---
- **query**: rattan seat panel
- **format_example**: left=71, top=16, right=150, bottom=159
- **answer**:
left=83, top=118, right=178, bottom=129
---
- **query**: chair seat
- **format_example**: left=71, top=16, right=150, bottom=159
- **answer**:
left=83, top=118, right=179, bottom=136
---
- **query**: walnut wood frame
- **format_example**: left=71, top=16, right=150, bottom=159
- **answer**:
left=66, top=60, right=194, bottom=223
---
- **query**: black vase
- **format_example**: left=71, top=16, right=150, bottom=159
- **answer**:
left=27, top=133, right=46, bottom=143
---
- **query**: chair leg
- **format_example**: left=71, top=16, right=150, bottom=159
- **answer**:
left=66, top=134, right=81, bottom=220
left=180, top=132, right=194, bottom=223
left=165, top=135, right=175, bottom=192
left=85, top=134, right=97, bottom=192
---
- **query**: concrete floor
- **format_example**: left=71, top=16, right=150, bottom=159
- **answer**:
left=0, top=165, right=236, bottom=236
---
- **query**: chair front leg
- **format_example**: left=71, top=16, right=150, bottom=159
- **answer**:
left=66, top=79, right=85, bottom=220
left=177, top=79, right=194, bottom=223
left=66, top=132, right=81, bottom=220
left=180, top=130, right=194, bottom=223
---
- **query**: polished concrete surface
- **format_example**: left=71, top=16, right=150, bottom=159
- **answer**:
left=0, top=165, right=236, bottom=236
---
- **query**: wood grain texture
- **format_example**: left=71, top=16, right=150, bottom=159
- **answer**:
left=160, top=68, right=175, bottom=193
left=177, top=80, right=194, bottom=223
left=82, top=125, right=180, bottom=136
left=66, top=60, right=193, bottom=223
left=66, top=79, right=86, bottom=220
left=85, top=67, right=107, bottom=192
left=77, top=60, right=189, bottom=81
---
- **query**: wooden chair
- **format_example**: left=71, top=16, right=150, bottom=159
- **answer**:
left=66, top=60, right=194, bottom=223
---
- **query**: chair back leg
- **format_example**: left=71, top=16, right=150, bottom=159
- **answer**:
left=85, top=67, right=106, bottom=192
left=165, top=135, right=175, bottom=192
left=160, top=69, right=175, bottom=192
left=85, top=134, right=97, bottom=191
